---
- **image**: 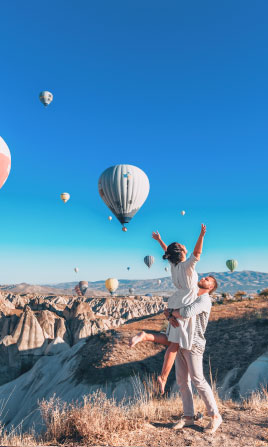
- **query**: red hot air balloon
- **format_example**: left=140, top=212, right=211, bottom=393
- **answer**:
left=0, top=137, right=11, bottom=189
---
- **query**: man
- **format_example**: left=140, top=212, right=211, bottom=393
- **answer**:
left=168, top=275, right=223, bottom=434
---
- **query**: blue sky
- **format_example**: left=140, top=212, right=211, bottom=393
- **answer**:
left=0, top=0, right=267, bottom=284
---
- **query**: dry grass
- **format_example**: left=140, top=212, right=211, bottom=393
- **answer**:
left=241, top=386, right=268, bottom=413
left=0, top=381, right=266, bottom=446
left=0, top=423, right=38, bottom=446
left=37, top=376, right=268, bottom=445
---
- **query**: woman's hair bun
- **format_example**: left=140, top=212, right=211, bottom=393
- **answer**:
left=163, top=243, right=183, bottom=265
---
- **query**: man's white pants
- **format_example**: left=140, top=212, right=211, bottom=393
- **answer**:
left=175, top=348, right=219, bottom=417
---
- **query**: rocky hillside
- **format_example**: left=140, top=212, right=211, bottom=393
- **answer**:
left=0, top=292, right=165, bottom=386
left=0, top=292, right=266, bottom=439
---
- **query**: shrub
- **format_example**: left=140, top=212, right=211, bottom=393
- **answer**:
left=234, top=290, right=247, bottom=300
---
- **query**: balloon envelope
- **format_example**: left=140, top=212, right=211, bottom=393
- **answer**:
left=74, top=267, right=79, bottom=273
left=181, top=210, right=186, bottom=216
left=79, top=281, right=88, bottom=296
left=226, top=259, right=238, bottom=272
left=105, top=278, right=119, bottom=295
left=158, top=279, right=162, bottom=285
left=39, top=91, right=53, bottom=106
left=61, top=192, right=70, bottom=203
left=144, top=255, right=154, bottom=268
left=0, top=137, right=11, bottom=190
left=108, top=216, right=112, bottom=221
left=98, top=164, right=150, bottom=226
left=165, top=267, right=169, bottom=272
left=129, top=287, right=134, bottom=294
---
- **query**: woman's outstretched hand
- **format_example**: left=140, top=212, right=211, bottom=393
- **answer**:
left=201, top=224, right=206, bottom=236
left=152, top=231, right=161, bottom=242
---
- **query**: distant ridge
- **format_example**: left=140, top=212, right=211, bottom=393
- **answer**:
left=42, top=270, right=268, bottom=294
left=0, top=271, right=266, bottom=296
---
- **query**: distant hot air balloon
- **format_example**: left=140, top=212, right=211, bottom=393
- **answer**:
left=129, top=287, right=134, bottom=294
left=98, top=164, right=150, bottom=231
left=0, top=137, right=11, bottom=190
left=165, top=267, right=169, bottom=272
left=122, top=226, right=127, bottom=232
left=39, top=91, right=53, bottom=107
left=226, top=259, right=238, bottom=272
left=60, top=192, right=70, bottom=203
left=105, top=278, right=119, bottom=296
left=181, top=210, right=186, bottom=216
left=158, top=279, right=162, bottom=286
left=144, top=256, right=154, bottom=268
left=78, top=281, right=88, bottom=296
left=108, top=216, right=112, bottom=221
left=127, top=267, right=130, bottom=271
left=74, top=267, right=79, bottom=273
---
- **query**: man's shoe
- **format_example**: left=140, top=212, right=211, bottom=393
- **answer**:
left=203, top=414, right=222, bottom=434
left=172, top=417, right=195, bottom=430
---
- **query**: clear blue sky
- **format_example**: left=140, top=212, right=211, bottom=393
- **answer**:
left=0, top=0, right=267, bottom=284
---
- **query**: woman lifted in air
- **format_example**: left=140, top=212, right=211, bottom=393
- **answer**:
left=130, top=224, right=206, bottom=394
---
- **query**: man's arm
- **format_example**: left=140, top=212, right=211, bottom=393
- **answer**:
left=193, top=224, right=206, bottom=260
left=172, top=294, right=211, bottom=319
left=152, top=231, right=167, bottom=252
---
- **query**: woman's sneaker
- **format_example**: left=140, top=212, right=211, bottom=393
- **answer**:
left=172, top=417, right=195, bottom=429
left=204, top=414, right=222, bottom=434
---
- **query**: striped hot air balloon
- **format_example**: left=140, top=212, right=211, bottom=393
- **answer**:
left=0, top=137, right=11, bottom=190
left=78, top=281, right=88, bottom=296
left=226, top=259, right=238, bottom=272
left=98, top=164, right=150, bottom=230
left=144, top=256, right=154, bottom=268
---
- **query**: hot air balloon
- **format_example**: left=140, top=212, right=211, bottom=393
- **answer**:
left=127, top=267, right=130, bottom=271
left=98, top=164, right=150, bottom=231
left=122, top=226, right=127, bottom=232
left=144, top=256, right=154, bottom=268
left=158, top=279, right=162, bottom=285
left=78, top=281, right=88, bottom=296
left=108, top=216, right=112, bottom=221
left=181, top=210, right=186, bottom=216
left=226, top=259, right=238, bottom=272
left=39, top=91, right=53, bottom=107
left=74, top=267, right=79, bottom=273
left=60, top=192, right=70, bottom=203
left=165, top=267, right=169, bottom=272
left=129, top=287, right=134, bottom=294
left=105, top=278, right=119, bottom=296
left=0, top=137, right=11, bottom=190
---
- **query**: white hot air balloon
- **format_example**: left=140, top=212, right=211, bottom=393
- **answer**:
left=39, top=91, right=53, bottom=107
left=108, top=216, right=112, bottom=221
left=0, top=137, right=11, bottom=190
left=165, top=267, right=169, bottom=272
left=74, top=267, right=79, bottom=273
left=181, top=210, right=186, bottom=216
left=98, top=164, right=150, bottom=230
left=158, top=279, right=162, bottom=286
left=60, top=192, right=70, bottom=203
